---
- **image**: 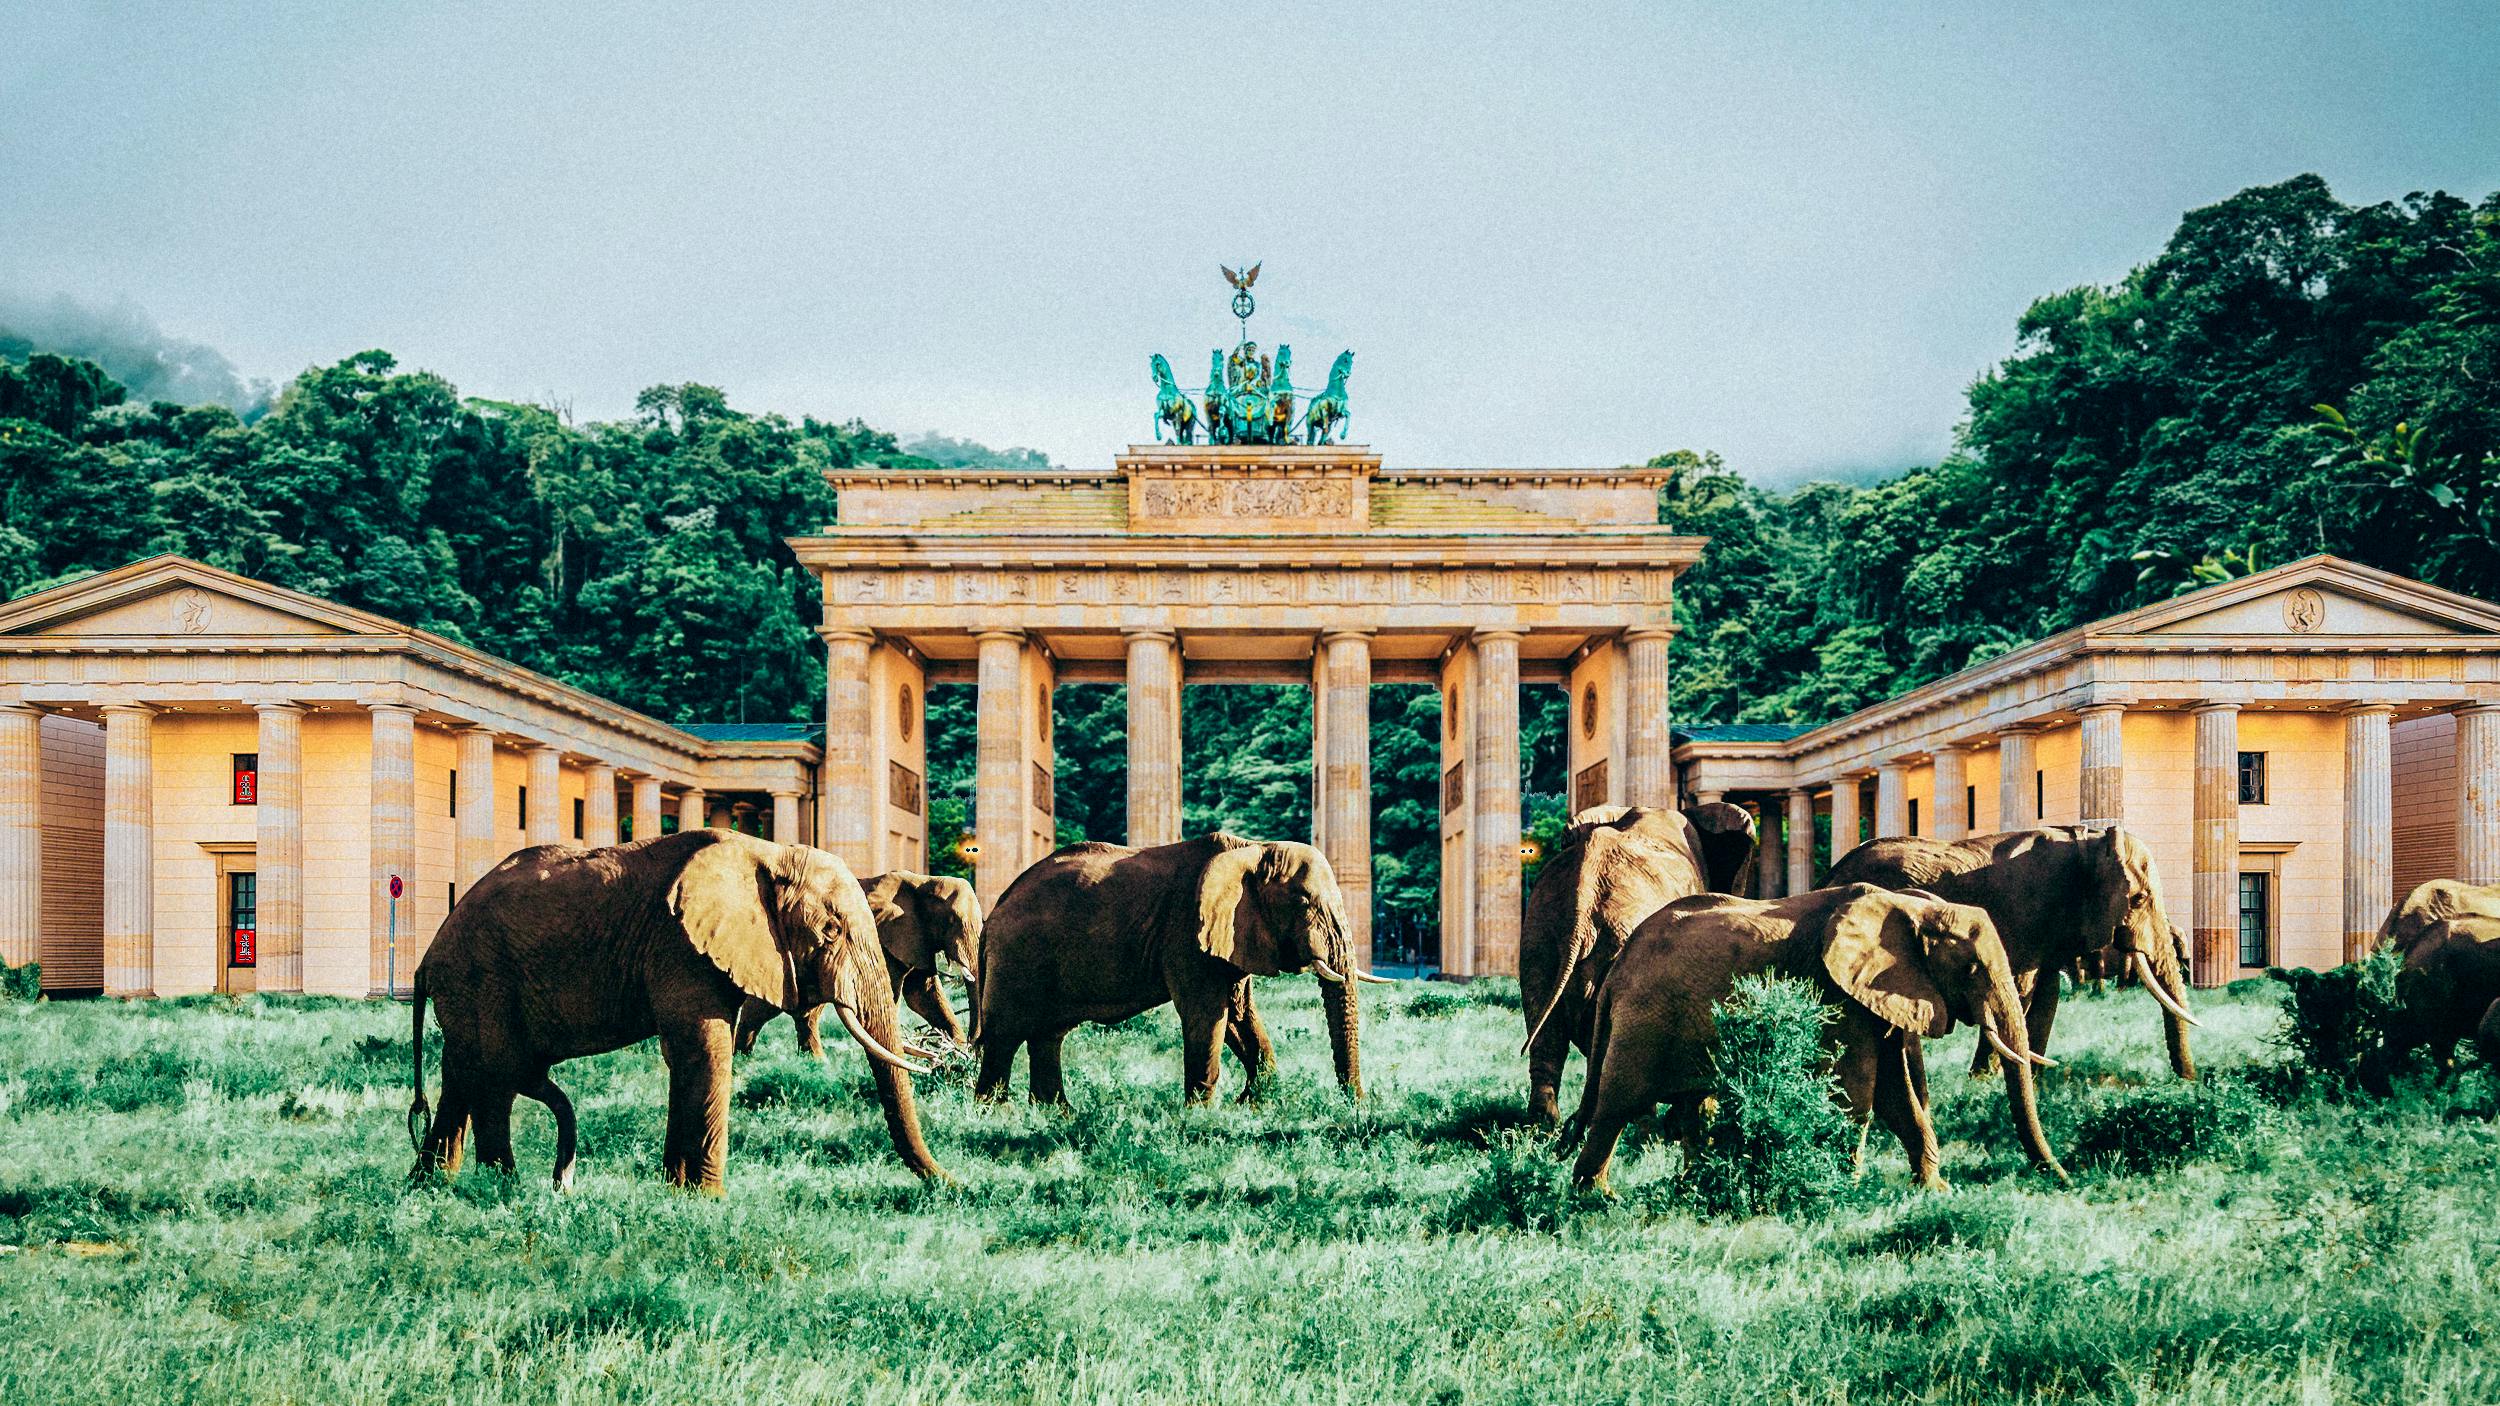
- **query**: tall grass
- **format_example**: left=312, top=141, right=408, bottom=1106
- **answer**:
left=0, top=977, right=2494, bottom=1403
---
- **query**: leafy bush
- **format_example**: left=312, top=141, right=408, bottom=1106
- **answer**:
left=1437, top=1127, right=1582, bottom=1232
left=1401, top=987, right=1469, bottom=1019
left=1676, top=975, right=1862, bottom=1219
left=2267, top=947, right=2403, bottom=1092
left=0, top=961, right=37, bottom=1002
left=2072, top=1076, right=2275, bottom=1173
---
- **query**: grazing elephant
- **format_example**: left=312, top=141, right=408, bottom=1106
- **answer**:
left=1519, top=804, right=1755, bottom=1124
left=1827, top=826, right=2199, bottom=1079
left=1568, top=884, right=2066, bottom=1192
left=736, top=870, right=983, bottom=1055
left=974, top=833, right=1383, bottom=1105
left=2359, top=913, right=2500, bottom=1095
left=408, top=830, right=944, bottom=1192
left=2377, top=879, right=2500, bottom=960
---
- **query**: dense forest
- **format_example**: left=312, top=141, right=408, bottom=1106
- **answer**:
left=2, top=175, right=2493, bottom=954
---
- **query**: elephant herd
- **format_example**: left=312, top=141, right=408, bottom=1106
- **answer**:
left=405, top=808, right=2500, bottom=1195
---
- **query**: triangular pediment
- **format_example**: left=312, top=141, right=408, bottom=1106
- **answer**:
left=0, top=557, right=404, bottom=641
left=2104, top=556, right=2500, bottom=639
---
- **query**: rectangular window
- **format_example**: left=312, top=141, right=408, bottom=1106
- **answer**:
left=2237, top=751, right=2267, bottom=805
left=229, top=871, right=258, bottom=967
left=573, top=797, right=585, bottom=840
left=232, top=754, right=259, bottom=806
left=2238, top=871, right=2272, bottom=967
left=621, top=815, right=633, bottom=842
left=2036, top=770, right=2045, bottom=822
left=1907, top=798, right=1920, bottom=836
left=447, top=881, right=456, bottom=914
left=1966, top=786, right=1977, bottom=832
left=449, top=770, right=458, bottom=818
left=517, top=786, right=528, bottom=831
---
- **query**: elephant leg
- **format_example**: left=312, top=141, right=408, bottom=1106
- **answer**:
left=902, top=970, right=966, bottom=1045
left=2025, top=967, right=2063, bottom=1061
left=658, top=1015, right=735, bottom=1192
left=1873, top=1034, right=1943, bottom=1190
left=525, top=1074, right=578, bottom=1191
left=1028, top=1028, right=1074, bottom=1107
left=416, top=1069, right=475, bottom=1178
left=1833, top=1037, right=1881, bottom=1178
left=469, top=1085, right=519, bottom=1176
left=732, top=997, right=768, bottom=1055
left=1224, top=981, right=1274, bottom=1103
left=1526, top=993, right=1576, bottom=1126
left=976, top=1032, right=1019, bottom=1102
left=791, top=1004, right=827, bottom=1058
left=1174, top=987, right=1230, bottom=1106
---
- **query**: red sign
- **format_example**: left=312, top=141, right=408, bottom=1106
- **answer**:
left=230, top=927, right=256, bottom=967
left=387, top=875, right=403, bottom=899
left=233, top=771, right=256, bottom=805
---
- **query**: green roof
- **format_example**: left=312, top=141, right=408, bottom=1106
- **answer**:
left=677, top=723, right=821, bottom=744
left=1673, top=723, right=1811, bottom=744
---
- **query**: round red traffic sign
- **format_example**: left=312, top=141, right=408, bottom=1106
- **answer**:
left=388, top=875, right=403, bottom=899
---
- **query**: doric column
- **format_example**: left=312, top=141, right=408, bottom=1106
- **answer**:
left=677, top=787, right=708, bottom=833
left=820, top=629, right=875, bottom=874
left=1470, top=629, right=1524, bottom=976
left=1318, top=629, right=1374, bottom=963
left=525, top=745, right=563, bottom=847
left=2078, top=703, right=2126, bottom=829
left=1786, top=789, right=1815, bottom=895
left=367, top=703, right=417, bottom=997
left=0, top=705, right=42, bottom=970
left=582, top=762, right=619, bottom=848
left=1829, top=775, right=1863, bottom=864
left=253, top=702, right=304, bottom=992
left=455, top=727, right=497, bottom=891
left=1997, top=725, right=2037, bottom=831
left=2343, top=704, right=2394, bottom=962
left=770, top=789, right=800, bottom=846
left=1623, top=627, right=1675, bottom=809
left=1932, top=742, right=1969, bottom=842
left=1693, top=788, right=1725, bottom=806
left=974, top=629, right=1027, bottom=909
left=1124, top=629, right=1182, bottom=848
left=2458, top=704, right=2500, bottom=886
left=101, top=703, right=155, bottom=997
left=630, top=775, right=663, bottom=843
left=2191, top=703, right=2241, bottom=987
left=1874, top=761, right=1910, bottom=838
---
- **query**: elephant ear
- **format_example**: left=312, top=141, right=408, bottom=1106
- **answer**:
left=1196, top=842, right=1281, bottom=973
left=1822, top=887, right=1953, bottom=1038
left=668, top=835, right=797, bottom=1008
left=861, top=870, right=922, bottom=966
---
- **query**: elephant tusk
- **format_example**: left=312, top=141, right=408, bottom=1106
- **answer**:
left=836, top=1004, right=934, bottom=1075
left=1982, top=1020, right=2033, bottom=1071
left=1310, top=960, right=1348, bottom=983
left=2133, top=953, right=2205, bottom=1027
left=1351, top=968, right=1399, bottom=985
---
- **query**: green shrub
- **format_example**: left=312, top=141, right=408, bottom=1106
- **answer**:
left=1437, top=1127, right=1583, bottom=1232
left=2072, top=1076, right=2275, bottom=1173
left=2267, top=948, right=2403, bottom=1092
left=0, top=961, right=37, bottom=1002
left=1675, top=975, right=1862, bottom=1219
left=1401, top=986, right=1468, bottom=1019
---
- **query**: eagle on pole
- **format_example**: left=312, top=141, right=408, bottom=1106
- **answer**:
left=1222, top=262, right=1261, bottom=291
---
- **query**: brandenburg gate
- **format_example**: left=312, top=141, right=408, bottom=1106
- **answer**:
left=788, top=440, right=1703, bottom=974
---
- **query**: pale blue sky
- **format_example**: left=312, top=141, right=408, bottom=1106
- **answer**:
left=3, top=1, right=2494, bottom=478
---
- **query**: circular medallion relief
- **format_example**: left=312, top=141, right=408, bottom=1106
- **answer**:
left=2283, top=587, right=2325, bottom=634
left=1581, top=683, right=1599, bottom=740
left=898, top=685, right=916, bottom=742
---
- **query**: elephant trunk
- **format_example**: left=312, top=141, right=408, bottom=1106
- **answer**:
left=1988, top=971, right=2066, bottom=1184
left=1321, top=925, right=1362, bottom=1098
left=846, top=953, right=949, bottom=1182
left=2140, top=932, right=2199, bottom=1081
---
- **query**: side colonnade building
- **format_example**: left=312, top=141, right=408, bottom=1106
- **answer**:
left=0, top=557, right=820, bottom=997
left=1674, top=556, right=2500, bottom=986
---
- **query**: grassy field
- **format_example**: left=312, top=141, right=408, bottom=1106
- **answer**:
left=0, top=977, right=2494, bottom=1404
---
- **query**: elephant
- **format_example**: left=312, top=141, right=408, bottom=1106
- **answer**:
left=973, top=833, right=1384, bottom=1105
left=1827, top=826, right=2199, bottom=1079
left=2377, top=878, right=2500, bottom=960
left=736, top=869, right=982, bottom=1055
left=1567, top=884, right=2066, bottom=1192
left=407, top=829, right=944, bottom=1192
left=1519, top=803, right=1757, bottom=1124
left=2359, top=913, right=2500, bottom=1095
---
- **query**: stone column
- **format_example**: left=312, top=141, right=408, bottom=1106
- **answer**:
left=2191, top=703, right=2241, bottom=987
left=2458, top=704, right=2500, bottom=886
left=770, top=789, right=801, bottom=846
left=2079, top=703, right=2126, bottom=829
left=252, top=703, right=305, bottom=992
left=583, top=762, right=619, bottom=848
left=1318, top=629, right=1374, bottom=963
left=974, top=629, right=1028, bottom=909
left=820, top=629, right=875, bottom=874
left=1623, top=627, right=1674, bottom=809
left=1124, top=629, right=1182, bottom=848
left=525, top=745, right=563, bottom=847
left=1874, top=762, right=1910, bottom=838
left=1830, top=775, right=1863, bottom=864
left=630, top=775, right=663, bottom=843
left=2342, top=704, right=2394, bottom=962
left=1693, top=788, right=1725, bottom=806
left=101, top=703, right=154, bottom=997
left=678, top=787, right=708, bottom=833
left=0, top=705, right=42, bottom=970
left=455, top=727, right=497, bottom=891
left=1471, top=629, right=1524, bottom=976
left=367, top=703, right=417, bottom=997
left=1931, top=743, right=1969, bottom=842
left=1786, top=789, right=1815, bottom=895
left=1997, top=726, right=2037, bottom=830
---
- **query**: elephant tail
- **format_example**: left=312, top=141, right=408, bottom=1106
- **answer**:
left=406, top=967, right=430, bottom=1153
